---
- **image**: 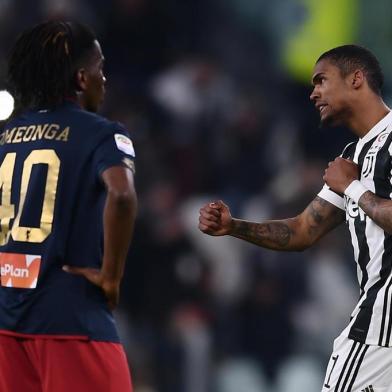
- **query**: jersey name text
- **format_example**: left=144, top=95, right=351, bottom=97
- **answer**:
left=0, top=124, right=70, bottom=145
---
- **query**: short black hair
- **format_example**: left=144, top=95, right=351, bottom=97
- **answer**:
left=317, top=44, right=384, bottom=95
left=7, top=20, right=96, bottom=111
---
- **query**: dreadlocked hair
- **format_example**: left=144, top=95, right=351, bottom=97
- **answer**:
left=7, top=20, right=96, bottom=111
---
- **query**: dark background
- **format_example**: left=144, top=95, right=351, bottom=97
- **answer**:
left=1, top=1, right=390, bottom=391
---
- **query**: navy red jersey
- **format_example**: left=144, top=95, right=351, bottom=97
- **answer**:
left=0, top=101, right=135, bottom=342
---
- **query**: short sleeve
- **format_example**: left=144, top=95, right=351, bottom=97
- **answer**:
left=93, top=127, right=136, bottom=177
left=318, top=184, right=345, bottom=211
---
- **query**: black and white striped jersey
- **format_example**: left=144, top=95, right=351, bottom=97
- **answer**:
left=319, top=111, right=392, bottom=347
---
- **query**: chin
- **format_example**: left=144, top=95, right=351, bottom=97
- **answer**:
left=320, top=114, right=341, bottom=128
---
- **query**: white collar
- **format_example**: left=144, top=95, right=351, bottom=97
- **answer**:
left=360, top=110, right=392, bottom=144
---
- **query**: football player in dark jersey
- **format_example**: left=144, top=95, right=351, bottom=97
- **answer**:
left=0, top=21, right=137, bottom=392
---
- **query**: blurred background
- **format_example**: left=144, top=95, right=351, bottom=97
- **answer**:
left=1, top=1, right=391, bottom=391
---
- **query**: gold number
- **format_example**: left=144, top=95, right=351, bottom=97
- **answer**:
left=0, top=149, right=60, bottom=244
left=0, top=153, right=16, bottom=245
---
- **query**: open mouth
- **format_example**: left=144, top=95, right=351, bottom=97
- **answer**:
left=317, top=104, right=328, bottom=117
left=319, top=104, right=327, bottom=113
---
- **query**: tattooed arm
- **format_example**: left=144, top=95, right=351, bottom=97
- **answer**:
left=198, top=197, right=345, bottom=251
left=358, top=192, right=392, bottom=234
left=323, top=157, right=392, bottom=234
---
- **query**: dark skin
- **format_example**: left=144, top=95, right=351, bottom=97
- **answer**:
left=75, top=40, right=106, bottom=113
left=63, top=40, right=137, bottom=309
left=63, top=168, right=137, bottom=309
left=199, top=198, right=345, bottom=251
left=324, top=157, right=392, bottom=235
left=313, top=59, right=392, bottom=234
left=199, top=58, right=392, bottom=248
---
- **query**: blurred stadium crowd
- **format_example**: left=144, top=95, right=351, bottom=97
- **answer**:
left=2, top=0, right=388, bottom=391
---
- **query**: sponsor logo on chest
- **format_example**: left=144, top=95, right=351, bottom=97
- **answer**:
left=344, top=197, right=366, bottom=221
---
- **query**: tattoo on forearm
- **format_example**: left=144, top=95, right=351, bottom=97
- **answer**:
left=230, top=196, right=345, bottom=251
left=307, top=198, right=324, bottom=235
left=309, top=197, right=329, bottom=223
left=306, top=196, right=343, bottom=238
left=359, top=191, right=392, bottom=233
left=359, top=191, right=378, bottom=215
left=232, top=220, right=292, bottom=249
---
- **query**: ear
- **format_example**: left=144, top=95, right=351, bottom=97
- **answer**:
left=75, top=68, right=88, bottom=92
left=351, top=69, right=364, bottom=89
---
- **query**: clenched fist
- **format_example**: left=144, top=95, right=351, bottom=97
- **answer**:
left=323, top=157, right=359, bottom=194
left=198, top=200, right=233, bottom=236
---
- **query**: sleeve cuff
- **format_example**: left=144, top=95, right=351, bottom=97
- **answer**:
left=318, top=184, right=345, bottom=211
left=344, top=180, right=368, bottom=204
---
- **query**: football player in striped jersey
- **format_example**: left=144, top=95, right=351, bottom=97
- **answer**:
left=200, top=45, right=392, bottom=391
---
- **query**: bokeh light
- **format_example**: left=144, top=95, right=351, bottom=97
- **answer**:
left=0, top=90, right=14, bottom=121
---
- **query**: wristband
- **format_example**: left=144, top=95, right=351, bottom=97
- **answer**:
left=344, top=180, right=368, bottom=203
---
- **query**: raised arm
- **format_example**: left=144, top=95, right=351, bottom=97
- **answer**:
left=198, top=197, right=345, bottom=251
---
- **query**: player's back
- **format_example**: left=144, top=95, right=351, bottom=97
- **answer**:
left=0, top=101, right=131, bottom=341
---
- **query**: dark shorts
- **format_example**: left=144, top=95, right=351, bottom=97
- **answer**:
left=0, top=334, right=133, bottom=392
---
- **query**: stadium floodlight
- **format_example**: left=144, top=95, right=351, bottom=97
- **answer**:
left=0, top=90, right=14, bottom=121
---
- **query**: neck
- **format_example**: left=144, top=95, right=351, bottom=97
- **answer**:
left=346, top=96, right=390, bottom=138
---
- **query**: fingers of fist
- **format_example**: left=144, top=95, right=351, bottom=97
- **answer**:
left=198, top=204, right=223, bottom=233
left=198, top=212, right=221, bottom=232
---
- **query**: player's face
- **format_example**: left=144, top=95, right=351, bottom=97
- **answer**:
left=310, top=59, right=353, bottom=127
left=80, top=40, right=106, bottom=113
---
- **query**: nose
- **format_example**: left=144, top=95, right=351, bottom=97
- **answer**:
left=310, top=86, right=319, bottom=102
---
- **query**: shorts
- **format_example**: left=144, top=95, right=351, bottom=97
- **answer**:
left=0, top=334, right=133, bottom=392
left=322, top=334, right=392, bottom=392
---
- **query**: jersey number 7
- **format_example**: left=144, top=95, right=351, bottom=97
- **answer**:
left=0, top=149, right=60, bottom=245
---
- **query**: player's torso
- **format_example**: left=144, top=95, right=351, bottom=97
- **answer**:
left=0, top=102, right=118, bottom=340
left=342, top=125, right=392, bottom=345
left=343, top=127, right=392, bottom=271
